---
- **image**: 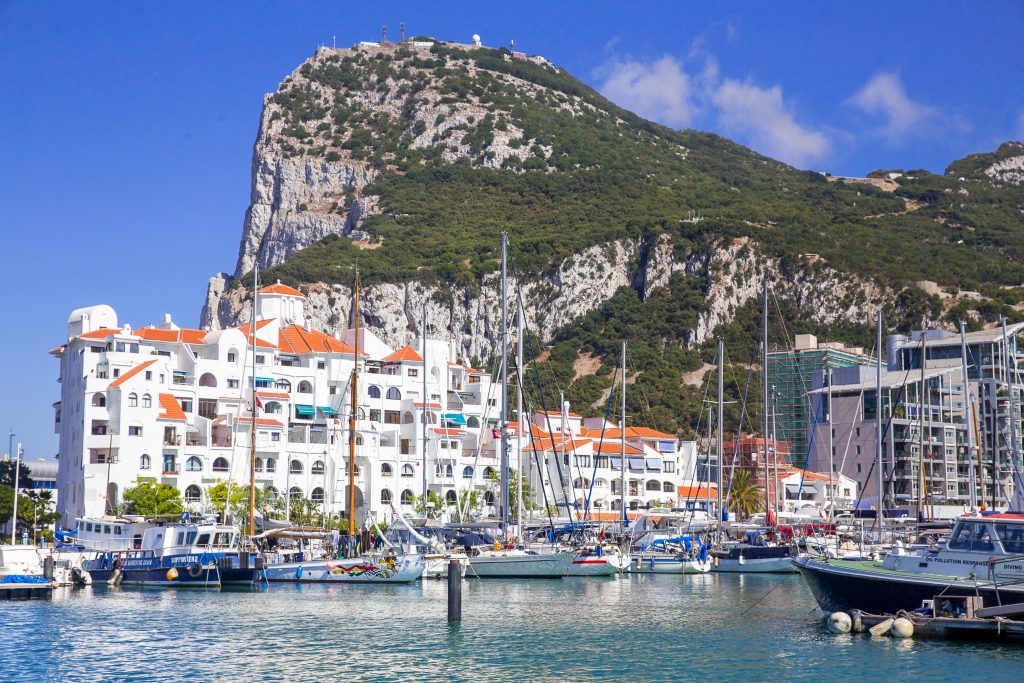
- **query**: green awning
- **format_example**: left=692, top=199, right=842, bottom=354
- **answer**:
left=443, top=413, right=467, bottom=426
left=256, top=377, right=275, bottom=383
left=319, top=406, right=338, bottom=417
left=295, top=404, right=315, bottom=417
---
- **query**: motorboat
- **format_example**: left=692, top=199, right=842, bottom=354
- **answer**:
left=263, top=549, right=425, bottom=584
left=795, top=512, right=1024, bottom=613
left=631, top=534, right=711, bottom=574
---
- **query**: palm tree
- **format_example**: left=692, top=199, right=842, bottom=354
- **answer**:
left=728, top=469, right=764, bottom=520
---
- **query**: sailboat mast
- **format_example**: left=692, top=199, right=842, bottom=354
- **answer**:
left=761, top=277, right=771, bottom=519
left=517, top=302, right=525, bottom=529
left=1003, top=317, right=1021, bottom=510
left=500, top=231, right=510, bottom=533
left=960, top=321, right=977, bottom=509
left=421, top=302, right=428, bottom=517
left=348, top=272, right=360, bottom=537
left=826, top=367, right=834, bottom=516
left=716, top=339, right=724, bottom=525
left=875, top=311, right=884, bottom=534
left=918, top=331, right=927, bottom=520
left=248, top=265, right=259, bottom=536
left=620, top=339, right=627, bottom=527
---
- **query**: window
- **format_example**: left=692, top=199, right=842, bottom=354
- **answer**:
left=128, top=393, right=138, bottom=407
left=266, top=458, right=276, bottom=473
left=90, top=345, right=103, bottom=353
left=445, top=464, right=453, bottom=478
left=856, top=463, right=862, bottom=474
left=297, top=381, right=312, bottom=393
left=179, top=398, right=192, bottom=413
left=646, top=480, right=661, bottom=492
left=199, top=373, right=217, bottom=388
left=266, top=486, right=279, bottom=500
left=254, top=457, right=263, bottom=473
left=401, top=489, right=415, bottom=505
left=290, top=459, right=303, bottom=474
left=255, top=355, right=265, bottom=365
left=128, top=425, right=143, bottom=436
left=275, top=379, right=292, bottom=392
left=141, top=394, right=152, bottom=408
left=145, top=371, right=152, bottom=380
left=311, top=487, right=325, bottom=503
left=271, top=433, right=280, bottom=442
left=386, top=387, right=401, bottom=400
left=663, top=482, right=674, bottom=493
left=401, top=464, right=414, bottom=477
left=92, top=393, right=106, bottom=407
left=463, top=466, right=474, bottom=479
left=384, top=410, right=401, bottom=424
left=255, top=377, right=273, bottom=388
left=265, top=401, right=282, bottom=415
left=212, top=457, right=229, bottom=472
left=664, top=461, right=675, bottom=474
left=445, top=490, right=457, bottom=504
left=467, top=416, right=480, bottom=428
left=139, top=454, right=151, bottom=470
left=196, top=533, right=210, bottom=546
left=440, top=441, right=449, bottom=450
left=370, top=409, right=381, bottom=422
left=317, top=360, right=326, bottom=370
left=484, top=467, right=496, bottom=479
left=403, top=411, right=414, bottom=424
left=185, top=485, right=202, bottom=503
left=381, top=463, right=394, bottom=477
left=198, top=399, right=218, bottom=419
left=484, top=491, right=495, bottom=505
left=400, top=439, right=412, bottom=455
left=289, top=486, right=303, bottom=500
left=228, top=352, right=237, bottom=363
left=116, top=342, right=125, bottom=352
left=312, top=460, right=325, bottom=475
left=186, top=457, right=202, bottom=472
left=228, top=379, right=239, bottom=389
left=408, top=368, right=418, bottom=377
left=368, top=385, right=381, bottom=398
left=381, top=489, right=393, bottom=504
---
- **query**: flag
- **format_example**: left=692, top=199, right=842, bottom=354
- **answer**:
left=491, top=428, right=501, bottom=439
left=254, top=393, right=264, bottom=413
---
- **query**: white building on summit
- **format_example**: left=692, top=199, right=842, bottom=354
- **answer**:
left=52, top=284, right=696, bottom=526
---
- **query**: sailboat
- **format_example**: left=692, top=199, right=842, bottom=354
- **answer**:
left=466, top=231, right=577, bottom=578
left=711, top=278, right=796, bottom=573
left=262, top=272, right=425, bottom=584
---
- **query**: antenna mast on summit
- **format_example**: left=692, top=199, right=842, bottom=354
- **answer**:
left=381, top=25, right=388, bottom=44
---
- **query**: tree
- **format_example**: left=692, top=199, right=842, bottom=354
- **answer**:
left=410, top=490, right=444, bottom=518
left=451, top=489, right=481, bottom=522
left=727, top=469, right=765, bottom=520
left=23, top=490, right=60, bottom=541
left=0, top=460, right=31, bottom=488
left=205, top=480, right=250, bottom=522
left=486, top=470, right=533, bottom=523
left=123, top=481, right=183, bottom=516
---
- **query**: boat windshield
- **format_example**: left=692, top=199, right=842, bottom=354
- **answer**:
left=993, top=524, right=1024, bottom=554
left=947, top=522, right=996, bottom=552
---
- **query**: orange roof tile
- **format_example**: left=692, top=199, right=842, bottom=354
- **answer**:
left=279, top=324, right=356, bottom=355
left=432, top=428, right=466, bottom=436
left=259, top=282, right=304, bottom=297
left=538, top=410, right=582, bottom=418
left=677, top=484, right=717, bottom=498
left=235, top=319, right=278, bottom=349
left=256, top=390, right=290, bottom=399
left=602, top=426, right=676, bottom=440
left=592, top=441, right=646, bottom=455
left=414, top=402, right=442, bottom=409
left=585, top=511, right=647, bottom=522
left=137, top=327, right=207, bottom=345
left=108, top=360, right=158, bottom=388
left=78, top=327, right=120, bottom=340
left=383, top=345, right=423, bottom=363
left=235, top=416, right=285, bottom=428
left=157, top=393, right=187, bottom=421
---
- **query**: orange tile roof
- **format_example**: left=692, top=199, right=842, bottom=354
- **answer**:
left=137, top=327, right=207, bottom=344
left=259, top=282, right=304, bottom=297
left=157, top=393, right=187, bottom=421
left=585, top=511, right=647, bottom=522
left=235, top=319, right=278, bottom=349
left=78, top=327, right=120, bottom=340
left=256, top=390, right=290, bottom=399
left=432, top=428, right=466, bottom=436
left=383, top=345, right=423, bottom=363
left=508, top=421, right=550, bottom=438
left=279, top=324, right=356, bottom=355
left=602, top=426, right=676, bottom=440
left=414, top=402, right=443, bottom=409
left=108, top=359, right=158, bottom=388
left=235, top=416, right=285, bottom=428
left=593, top=441, right=646, bottom=455
left=538, top=410, right=582, bottom=418
left=677, top=484, right=718, bottom=498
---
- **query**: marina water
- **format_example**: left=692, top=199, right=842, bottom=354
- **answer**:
left=7, top=575, right=1024, bottom=681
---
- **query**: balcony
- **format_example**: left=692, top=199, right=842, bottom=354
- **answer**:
left=163, top=436, right=182, bottom=447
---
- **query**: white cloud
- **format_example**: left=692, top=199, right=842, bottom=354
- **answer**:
left=846, top=72, right=938, bottom=140
left=596, top=55, right=698, bottom=128
left=712, top=79, right=831, bottom=167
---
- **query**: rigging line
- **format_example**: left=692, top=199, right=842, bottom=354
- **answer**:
left=724, top=343, right=759, bottom=506
left=524, top=401, right=557, bottom=535
left=581, top=360, right=619, bottom=523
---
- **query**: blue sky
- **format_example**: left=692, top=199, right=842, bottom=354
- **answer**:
left=1, top=1, right=1021, bottom=460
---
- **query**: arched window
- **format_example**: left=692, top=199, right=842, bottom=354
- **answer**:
left=483, top=491, right=495, bottom=505
left=227, top=348, right=239, bottom=364
left=142, top=393, right=152, bottom=408
left=594, top=478, right=608, bottom=488
left=445, top=490, right=457, bottom=504
left=467, top=416, right=480, bottom=428
left=289, top=486, right=303, bottom=500
left=462, top=466, right=474, bottom=479
left=381, top=489, right=393, bottom=504
left=611, top=481, right=621, bottom=495
left=297, top=381, right=312, bottom=394
left=401, top=464, right=414, bottom=477
left=92, top=393, right=106, bottom=407
left=628, top=500, right=640, bottom=510
left=345, top=462, right=361, bottom=476
left=275, top=379, right=292, bottom=392
left=646, top=480, right=661, bottom=492
left=311, top=487, right=325, bottom=503
left=312, top=460, right=325, bottom=475
left=266, top=458, right=276, bottom=473
left=199, top=373, right=217, bottom=387
left=254, top=457, right=263, bottom=473
left=483, top=466, right=496, bottom=479
left=400, top=489, right=415, bottom=505
left=445, top=464, right=453, bottom=478
left=265, top=401, right=282, bottom=415
left=266, top=486, right=279, bottom=500
left=184, top=485, right=202, bottom=503
left=381, top=463, right=393, bottom=477
left=128, top=393, right=138, bottom=407
left=368, top=385, right=381, bottom=399
left=663, top=481, right=674, bottom=493
left=402, top=411, right=414, bottom=424
left=186, top=456, right=203, bottom=472
left=386, top=387, right=401, bottom=400
left=290, top=459, right=303, bottom=474
left=611, top=499, right=622, bottom=511
left=139, top=454, right=151, bottom=470
left=573, top=477, right=591, bottom=489
left=212, top=457, right=229, bottom=472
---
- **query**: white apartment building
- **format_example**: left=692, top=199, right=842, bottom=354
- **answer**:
left=53, top=284, right=699, bottom=527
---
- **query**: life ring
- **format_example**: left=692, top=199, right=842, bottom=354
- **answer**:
left=187, top=563, right=204, bottom=579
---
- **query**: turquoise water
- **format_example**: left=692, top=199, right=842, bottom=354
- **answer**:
left=5, top=574, right=1024, bottom=682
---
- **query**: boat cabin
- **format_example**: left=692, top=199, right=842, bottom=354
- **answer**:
left=137, top=523, right=240, bottom=557
left=69, top=516, right=153, bottom=551
left=946, top=514, right=1024, bottom=555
